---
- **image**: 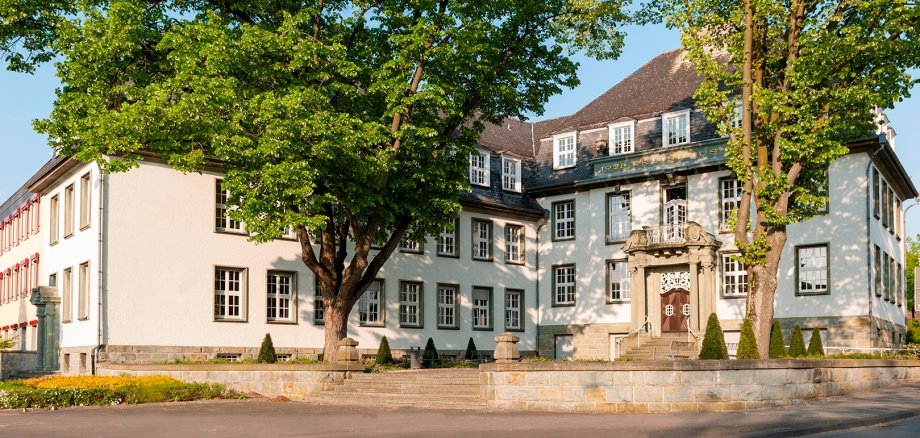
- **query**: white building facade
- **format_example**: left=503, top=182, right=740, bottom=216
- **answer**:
left=4, top=50, right=915, bottom=373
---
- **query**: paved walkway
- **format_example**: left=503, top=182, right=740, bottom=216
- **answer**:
left=1, top=383, right=919, bottom=437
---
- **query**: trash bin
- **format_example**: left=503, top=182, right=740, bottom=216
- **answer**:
left=408, top=346, right=421, bottom=369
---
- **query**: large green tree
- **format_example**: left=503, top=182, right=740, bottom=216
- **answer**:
left=1, top=0, right=628, bottom=361
left=651, top=0, right=920, bottom=356
left=908, top=234, right=918, bottom=315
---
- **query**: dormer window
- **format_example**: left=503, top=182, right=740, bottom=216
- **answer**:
left=469, top=151, right=490, bottom=186
left=553, top=134, right=576, bottom=169
left=608, top=121, right=634, bottom=155
left=730, top=101, right=742, bottom=128
left=502, top=156, right=522, bottom=192
left=662, top=110, right=690, bottom=146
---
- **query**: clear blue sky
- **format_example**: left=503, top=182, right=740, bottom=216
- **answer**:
left=1, top=23, right=918, bottom=236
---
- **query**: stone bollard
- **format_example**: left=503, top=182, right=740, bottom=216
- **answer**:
left=493, top=332, right=521, bottom=363
left=336, top=337, right=360, bottom=364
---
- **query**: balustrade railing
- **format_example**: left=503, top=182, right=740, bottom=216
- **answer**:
left=645, top=224, right=686, bottom=245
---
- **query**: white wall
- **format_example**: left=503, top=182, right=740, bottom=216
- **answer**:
left=0, top=194, right=42, bottom=350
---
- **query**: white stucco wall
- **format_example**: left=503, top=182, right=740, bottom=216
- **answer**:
left=0, top=194, right=42, bottom=350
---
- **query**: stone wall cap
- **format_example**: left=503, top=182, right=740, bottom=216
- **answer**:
left=338, top=337, right=359, bottom=347
left=480, top=359, right=920, bottom=372
left=97, top=363, right=365, bottom=372
left=494, top=333, right=520, bottom=342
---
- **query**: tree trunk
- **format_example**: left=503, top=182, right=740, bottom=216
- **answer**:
left=322, top=302, right=350, bottom=362
left=745, top=231, right=787, bottom=357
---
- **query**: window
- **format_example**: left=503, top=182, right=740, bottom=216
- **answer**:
left=79, top=173, right=91, bottom=230
left=469, top=152, right=490, bottom=186
left=214, top=267, right=246, bottom=321
left=78, top=262, right=90, bottom=320
left=31, top=197, right=40, bottom=234
left=215, top=180, right=244, bottom=233
left=471, top=219, right=492, bottom=261
left=357, top=279, right=383, bottom=326
left=720, top=178, right=742, bottom=232
left=606, top=260, right=630, bottom=303
left=609, top=121, right=634, bottom=155
left=872, top=169, right=880, bottom=218
left=606, top=192, right=630, bottom=243
left=314, top=277, right=324, bottom=325
left=437, top=284, right=459, bottom=329
left=553, top=265, right=576, bottom=306
left=399, top=281, right=422, bottom=327
left=887, top=187, right=895, bottom=234
left=62, top=268, right=72, bottom=323
left=895, top=197, right=902, bottom=239
left=267, top=271, right=295, bottom=323
left=729, top=100, right=742, bottom=128
left=399, top=236, right=423, bottom=253
left=64, top=184, right=74, bottom=237
left=437, top=219, right=458, bottom=257
left=472, top=287, right=492, bottom=330
left=881, top=180, right=889, bottom=229
left=502, top=157, right=521, bottom=192
left=505, top=225, right=524, bottom=264
left=721, top=253, right=748, bottom=297
left=505, top=289, right=523, bottom=331
left=553, top=135, right=576, bottom=169
left=796, top=245, right=828, bottom=295
left=896, top=262, right=903, bottom=307
left=874, top=245, right=882, bottom=297
left=553, top=200, right=575, bottom=241
left=662, top=110, right=690, bottom=146
left=886, top=254, right=894, bottom=302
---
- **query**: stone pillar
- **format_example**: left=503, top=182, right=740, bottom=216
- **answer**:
left=30, top=286, right=61, bottom=371
left=493, top=332, right=521, bottom=363
left=689, top=256, right=700, bottom=332
left=335, top=337, right=360, bottom=364
left=630, top=264, right=647, bottom=332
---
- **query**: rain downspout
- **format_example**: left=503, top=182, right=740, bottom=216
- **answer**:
left=91, top=171, right=107, bottom=375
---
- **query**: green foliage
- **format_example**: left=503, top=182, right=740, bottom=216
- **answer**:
left=375, top=336, right=393, bottom=365
left=698, top=313, right=728, bottom=360
left=464, top=337, right=478, bottom=361
left=788, top=324, right=806, bottom=357
left=807, top=328, right=824, bottom=357
left=769, top=321, right=787, bottom=358
left=0, top=380, right=240, bottom=409
left=908, top=235, right=918, bottom=311
left=907, top=320, right=920, bottom=344
left=257, top=333, right=277, bottom=364
left=422, top=338, right=439, bottom=369
left=736, top=318, right=760, bottom=359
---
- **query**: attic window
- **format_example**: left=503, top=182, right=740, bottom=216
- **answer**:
left=502, top=157, right=522, bottom=192
left=608, top=121, right=634, bottom=155
left=662, top=110, right=690, bottom=146
left=553, top=134, right=576, bottom=170
left=469, top=151, right=490, bottom=186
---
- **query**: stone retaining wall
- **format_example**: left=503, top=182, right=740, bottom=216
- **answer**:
left=97, top=363, right=364, bottom=399
left=0, top=351, right=37, bottom=379
left=480, top=360, right=920, bottom=413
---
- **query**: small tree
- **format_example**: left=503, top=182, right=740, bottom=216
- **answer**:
left=699, top=313, right=728, bottom=360
left=806, top=328, right=825, bottom=357
left=736, top=318, right=760, bottom=359
left=788, top=324, right=806, bottom=357
left=422, top=338, right=439, bottom=368
left=464, top=338, right=478, bottom=361
left=769, top=321, right=787, bottom=358
left=375, top=336, right=393, bottom=365
left=258, top=333, right=277, bottom=364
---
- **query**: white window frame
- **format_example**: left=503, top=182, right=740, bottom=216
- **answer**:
left=314, top=277, right=324, bottom=325
left=553, top=200, right=575, bottom=241
left=267, top=271, right=296, bottom=323
left=721, top=253, right=748, bottom=298
left=796, top=245, right=829, bottom=295
left=720, top=178, right=742, bottom=232
left=504, top=289, right=523, bottom=331
left=553, top=265, right=576, bottom=306
left=606, top=192, right=630, bottom=243
left=399, top=281, right=422, bottom=327
left=437, top=219, right=458, bottom=257
left=437, top=284, right=458, bottom=329
left=399, top=236, right=423, bottom=254
left=662, top=109, right=691, bottom=146
left=79, top=172, right=91, bottom=230
left=553, top=134, right=576, bottom=169
left=729, top=100, right=742, bottom=128
left=505, top=225, right=524, bottom=264
left=63, top=184, right=74, bottom=238
left=62, top=268, right=72, bottom=323
left=358, top=279, right=384, bottom=326
left=469, top=151, right=490, bottom=186
left=501, top=156, right=522, bottom=192
left=78, top=261, right=90, bottom=320
left=608, top=121, right=634, bottom=155
left=472, top=219, right=492, bottom=261
left=472, top=287, right=492, bottom=330
left=606, top=260, right=630, bottom=303
left=215, top=179, right=244, bottom=234
left=214, top=267, right=246, bottom=321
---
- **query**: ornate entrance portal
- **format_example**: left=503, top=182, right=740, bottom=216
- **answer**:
left=661, top=288, right=690, bottom=332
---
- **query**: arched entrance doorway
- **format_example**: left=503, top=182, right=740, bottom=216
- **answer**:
left=661, top=288, right=690, bottom=333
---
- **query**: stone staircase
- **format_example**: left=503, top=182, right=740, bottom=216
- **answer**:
left=619, top=333, right=697, bottom=361
left=308, top=368, right=486, bottom=410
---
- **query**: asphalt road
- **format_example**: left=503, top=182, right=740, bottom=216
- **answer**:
left=1, top=383, right=919, bottom=438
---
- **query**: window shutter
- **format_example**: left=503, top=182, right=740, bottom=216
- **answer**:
left=514, top=160, right=521, bottom=192
left=483, top=154, right=491, bottom=187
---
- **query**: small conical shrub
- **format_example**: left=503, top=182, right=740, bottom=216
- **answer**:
left=699, top=313, right=729, bottom=360
left=258, top=333, right=277, bottom=364
left=376, top=336, right=393, bottom=364
left=464, top=337, right=478, bottom=361
left=807, top=328, right=825, bottom=357
left=736, top=318, right=760, bottom=359
left=422, top=337, right=439, bottom=368
left=769, top=321, right=787, bottom=358
left=788, top=324, right=806, bottom=357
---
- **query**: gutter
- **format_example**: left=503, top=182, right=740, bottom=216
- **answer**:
left=865, top=137, right=886, bottom=350
left=91, top=171, right=108, bottom=375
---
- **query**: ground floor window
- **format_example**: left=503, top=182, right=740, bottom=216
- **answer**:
left=473, top=287, right=492, bottom=330
left=504, top=289, right=522, bottom=331
left=437, top=284, right=458, bottom=328
left=721, top=253, right=748, bottom=298
left=552, top=265, right=575, bottom=306
left=358, top=280, right=384, bottom=326
left=399, top=281, right=422, bottom=327
left=796, top=244, right=828, bottom=295
left=215, top=267, right=246, bottom=321
left=267, top=271, right=295, bottom=322
left=313, top=277, right=324, bottom=325
left=606, top=260, right=630, bottom=303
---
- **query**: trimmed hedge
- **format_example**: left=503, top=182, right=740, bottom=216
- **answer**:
left=736, top=318, right=760, bottom=359
left=789, top=324, right=806, bottom=357
left=422, top=338, right=439, bottom=368
left=699, top=313, right=728, bottom=360
left=769, top=320, right=787, bottom=358
left=376, top=336, right=394, bottom=364
left=807, top=327, right=825, bottom=357
left=258, top=333, right=277, bottom=364
left=464, top=337, right=478, bottom=361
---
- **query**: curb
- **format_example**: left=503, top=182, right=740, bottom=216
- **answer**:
left=746, top=409, right=920, bottom=438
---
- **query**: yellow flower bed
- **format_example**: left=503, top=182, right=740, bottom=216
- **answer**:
left=22, top=375, right=179, bottom=390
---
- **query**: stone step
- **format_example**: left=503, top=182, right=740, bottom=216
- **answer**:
left=306, top=396, right=487, bottom=410
left=332, top=383, right=481, bottom=395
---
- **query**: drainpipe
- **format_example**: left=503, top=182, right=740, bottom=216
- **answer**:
left=91, top=171, right=107, bottom=375
left=865, top=136, right=886, bottom=349
left=534, top=215, right=547, bottom=357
